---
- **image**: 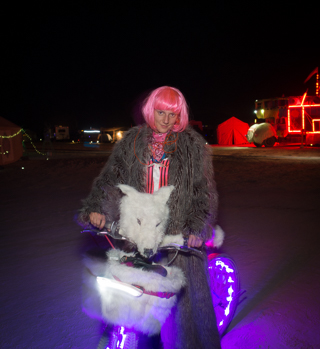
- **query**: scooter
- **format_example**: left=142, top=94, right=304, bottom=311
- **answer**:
left=80, top=184, right=241, bottom=348
left=81, top=224, right=240, bottom=349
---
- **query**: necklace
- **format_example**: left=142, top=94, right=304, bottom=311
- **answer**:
left=134, top=126, right=179, bottom=166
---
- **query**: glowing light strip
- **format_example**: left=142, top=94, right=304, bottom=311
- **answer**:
left=0, top=130, right=24, bottom=155
left=288, top=130, right=320, bottom=133
left=288, top=108, right=291, bottom=132
left=23, top=131, right=46, bottom=155
left=215, top=260, right=234, bottom=273
left=214, top=258, right=235, bottom=328
left=0, top=129, right=46, bottom=156
left=301, top=92, right=307, bottom=106
left=106, top=326, right=130, bottom=349
left=288, top=105, right=320, bottom=134
left=289, top=104, right=320, bottom=107
left=119, top=327, right=127, bottom=349
left=0, top=128, right=23, bottom=138
left=225, top=285, right=234, bottom=316
left=96, top=276, right=143, bottom=297
left=83, top=130, right=100, bottom=133
left=312, top=119, right=320, bottom=132
left=228, top=276, right=235, bottom=283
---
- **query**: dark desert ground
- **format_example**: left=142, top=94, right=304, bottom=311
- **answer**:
left=1, top=143, right=320, bottom=348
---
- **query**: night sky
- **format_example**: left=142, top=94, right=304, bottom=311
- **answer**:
left=1, top=2, right=319, bottom=135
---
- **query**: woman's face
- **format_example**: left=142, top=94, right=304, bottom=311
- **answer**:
left=153, top=109, right=178, bottom=133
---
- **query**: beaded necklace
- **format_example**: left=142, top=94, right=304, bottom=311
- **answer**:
left=134, top=126, right=178, bottom=166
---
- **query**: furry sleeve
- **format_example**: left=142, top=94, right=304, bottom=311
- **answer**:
left=182, top=127, right=218, bottom=241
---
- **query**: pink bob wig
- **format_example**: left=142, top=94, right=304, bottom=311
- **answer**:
left=142, top=86, right=189, bottom=132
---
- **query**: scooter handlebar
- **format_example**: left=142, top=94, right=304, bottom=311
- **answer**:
left=82, top=224, right=202, bottom=255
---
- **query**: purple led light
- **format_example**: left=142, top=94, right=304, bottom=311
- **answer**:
left=208, top=256, right=239, bottom=335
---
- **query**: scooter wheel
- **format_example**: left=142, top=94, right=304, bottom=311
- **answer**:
left=208, top=254, right=240, bottom=336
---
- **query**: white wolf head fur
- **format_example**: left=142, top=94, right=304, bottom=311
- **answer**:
left=117, top=184, right=174, bottom=258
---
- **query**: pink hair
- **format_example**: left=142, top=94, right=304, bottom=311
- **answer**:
left=142, top=86, right=189, bottom=132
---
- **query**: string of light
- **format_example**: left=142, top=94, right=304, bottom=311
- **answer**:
left=0, top=129, right=46, bottom=156
left=0, top=128, right=24, bottom=139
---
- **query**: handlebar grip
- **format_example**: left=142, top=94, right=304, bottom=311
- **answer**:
left=81, top=221, right=126, bottom=241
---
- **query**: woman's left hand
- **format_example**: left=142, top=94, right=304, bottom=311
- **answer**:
left=188, top=234, right=203, bottom=248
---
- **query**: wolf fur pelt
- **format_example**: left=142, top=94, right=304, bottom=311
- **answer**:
left=160, top=224, right=225, bottom=249
left=83, top=249, right=186, bottom=335
left=82, top=184, right=186, bottom=335
left=117, top=184, right=174, bottom=257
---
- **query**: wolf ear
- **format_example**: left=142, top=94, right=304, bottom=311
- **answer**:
left=117, top=184, right=139, bottom=197
left=154, top=185, right=174, bottom=204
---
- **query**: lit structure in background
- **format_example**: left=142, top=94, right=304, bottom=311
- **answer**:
left=254, top=68, right=320, bottom=145
left=287, top=98, right=320, bottom=134
left=81, top=127, right=127, bottom=143
left=54, top=126, right=70, bottom=140
left=83, top=130, right=100, bottom=133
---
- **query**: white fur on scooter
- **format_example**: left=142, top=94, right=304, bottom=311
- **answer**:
left=83, top=249, right=185, bottom=335
left=82, top=185, right=186, bottom=335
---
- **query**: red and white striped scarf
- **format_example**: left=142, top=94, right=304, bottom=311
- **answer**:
left=146, top=131, right=171, bottom=193
left=146, top=158, right=170, bottom=194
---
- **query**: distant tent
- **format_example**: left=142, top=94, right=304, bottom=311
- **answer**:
left=0, top=116, right=23, bottom=165
left=217, top=117, right=249, bottom=145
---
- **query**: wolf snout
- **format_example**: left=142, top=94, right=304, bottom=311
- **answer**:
left=143, top=248, right=154, bottom=258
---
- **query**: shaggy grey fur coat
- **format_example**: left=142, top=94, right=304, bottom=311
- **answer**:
left=78, top=124, right=221, bottom=348
left=78, top=125, right=218, bottom=237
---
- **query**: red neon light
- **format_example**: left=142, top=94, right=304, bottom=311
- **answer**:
left=312, top=119, right=320, bottom=132
left=287, top=103, right=320, bottom=134
left=288, top=130, right=320, bottom=134
left=301, top=92, right=307, bottom=106
left=289, top=104, right=320, bottom=108
left=288, top=106, right=303, bottom=133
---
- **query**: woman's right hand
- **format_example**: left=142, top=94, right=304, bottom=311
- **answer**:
left=89, top=212, right=106, bottom=230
